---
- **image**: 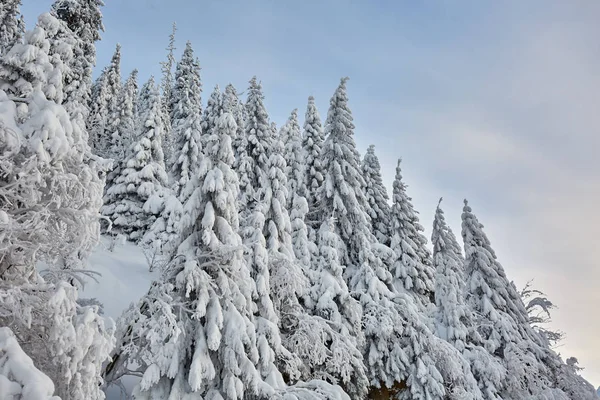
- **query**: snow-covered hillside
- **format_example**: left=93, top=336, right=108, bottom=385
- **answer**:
left=81, top=237, right=155, bottom=399
left=82, top=237, right=156, bottom=322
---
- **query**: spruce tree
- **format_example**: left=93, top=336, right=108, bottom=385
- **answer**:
left=118, top=113, right=281, bottom=398
left=0, top=21, right=113, bottom=396
left=462, top=200, right=562, bottom=398
left=169, top=41, right=202, bottom=201
left=141, top=42, right=203, bottom=264
left=160, top=22, right=176, bottom=116
left=238, top=76, right=272, bottom=210
left=51, top=0, right=104, bottom=125
left=51, top=0, right=104, bottom=84
left=302, top=96, right=325, bottom=225
left=318, top=78, right=447, bottom=398
left=225, top=83, right=247, bottom=163
left=113, top=69, right=138, bottom=158
left=432, top=200, right=505, bottom=399
left=361, top=145, right=391, bottom=246
left=160, top=22, right=176, bottom=169
left=0, top=13, right=65, bottom=102
left=87, top=44, right=121, bottom=158
left=0, top=0, right=25, bottom=56
left=281, top=109, right=304, bottom=209
left=101, top=77, right=168, bottom=242
left=104, top=69, right=138, bottom=191
left=389, top=159, right=435, bottom=305
left=432, top=199, right=471, bottom=350
left=292, top=217, right=368, bottom=399
left=201, top=84, right=223, bottom=144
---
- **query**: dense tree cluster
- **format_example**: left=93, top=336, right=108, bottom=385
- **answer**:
left=0, top=1, right=597, bottom=399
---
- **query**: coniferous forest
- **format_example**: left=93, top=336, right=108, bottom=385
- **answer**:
left=0, top=1, right=598, bottom=399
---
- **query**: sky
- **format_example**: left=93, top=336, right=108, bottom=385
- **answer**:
left=22, top=0, right=600, bottom=387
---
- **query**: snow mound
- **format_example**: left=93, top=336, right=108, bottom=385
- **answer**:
left=0, top=327, right=60, bottom=400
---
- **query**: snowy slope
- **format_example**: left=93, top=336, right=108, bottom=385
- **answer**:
left=81, top=237, right=157, bottom=399
left=82, top=237, right=157, bottom=320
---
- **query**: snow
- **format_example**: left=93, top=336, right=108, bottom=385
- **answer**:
left=79, top=237, right=157, bottom=399
left=82, top=237, right=157, bottom=327
left=0, top=327, right=60, bottom=400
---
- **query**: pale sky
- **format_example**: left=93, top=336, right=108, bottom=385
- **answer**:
left=23, top=0, right=600, bottom=386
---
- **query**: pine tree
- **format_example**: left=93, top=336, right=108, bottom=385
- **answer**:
left=112, top=69, right=138, bottom=159
left=302, top=96, right=325, bottom=225
left=104, top=68, right=138, bottom=191
left=87, top=44, right=121, bottom=158
left=169, top=41, right=202, bottom=201
left=432, top=200, right=505, bottom=399
left=0, top=13, right=66, bottom=103
left=389, top=159, right=435, bottom=305
left=238, top=76, right=272, bottom=210
left=201, top=84, right=223, bottom=145
left=432, top=199, right=471, bottom=350
left=461, top=200, right=559, bottom=398
left=291, top=217, right=368, bottom=399
left=0, top=0, right=25, bottom=56
left=160, top=22, right=176, bottom=169
left=0, top=28, right=113, bottom=396
left=289, top=196, right=312, bottom=268
left=160, top=22, right=176, bottom=115
left=361, top=145, right=391, bottom=246
left=281, top=109, right=304, bottom=209
left=141, top=42, right=203, bottom=264
left=225, top=83, right=247, bottom=163
left=101, top=77, right=168, bottom=242
left=318, top=78, right=447, bottom=398
left=51, top=0, right=104, bottom=125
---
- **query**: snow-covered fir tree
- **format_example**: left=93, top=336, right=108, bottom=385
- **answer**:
left=0, top=28, right=114, bottom=396
left=160, top=22, right=177, bottom=169
left=302, top=96, right=325, bottom=226
left=0, top=0, right=25, bottom=56
left=101, top=76, right=168, bottom=241
left=432, top=199, right=470, bottom=350
left=289, top=195, right=313, bottom=269
left=168, top=41, right=202, bottom=200
left=361, top=145, right=391, bottom=246
left=318, top=78, right=451, bottom=399
left=237, top=76, right=272, bottom=210
left=104, top=68, right=138, bottom=189
left=281, top=108, right=305, bottom=209
left=225, top=83, right=247, bottom=162
left=160, top=22, right=176, bottom=115
left=389, top=159, right=436, bottom=306
left=201, top=84, right=223, bottom=144
left=88, top=43, right=121, bottom=158
left=0, top=13, right=67, bottom=102
left=432, top=200, right=505, bottom=399
left=142, top=42, right=203, bottom=264
left=461, top=200, right=581, bottom=399
left=291, top=217, right=369, bottom=399
left=51, top=0, right=104, bottom=132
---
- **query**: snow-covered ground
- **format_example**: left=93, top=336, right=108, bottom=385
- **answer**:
left=81, top=237, right=157, bottom=399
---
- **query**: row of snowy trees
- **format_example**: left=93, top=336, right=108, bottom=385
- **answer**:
left=88, top=25, right=598, bottom=400
left=0, top=0, right=598, bottom=399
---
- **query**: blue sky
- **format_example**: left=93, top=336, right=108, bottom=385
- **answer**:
left=22, top=0, right=600, bottom=386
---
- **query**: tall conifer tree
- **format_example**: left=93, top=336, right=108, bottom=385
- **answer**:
left=361, top=145, right=391, bottom=246
left=101, top=77, right=168, bottom=241
left=389, top=159, right=435, bottom=306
